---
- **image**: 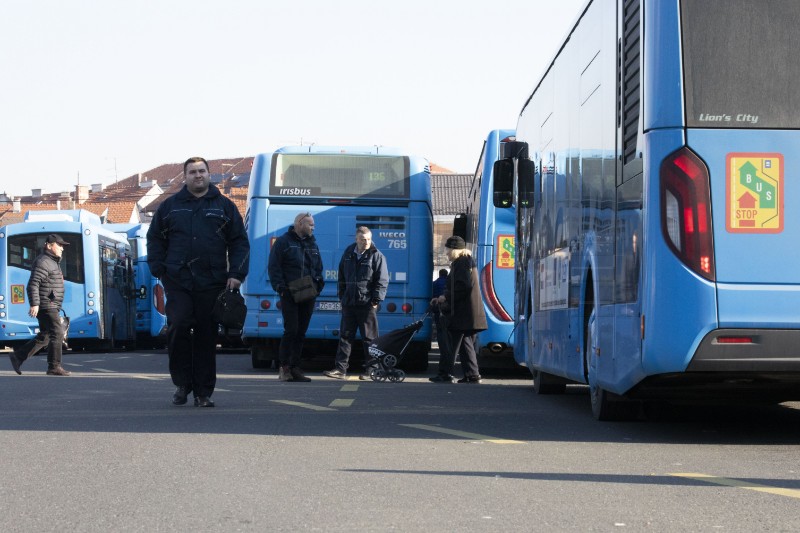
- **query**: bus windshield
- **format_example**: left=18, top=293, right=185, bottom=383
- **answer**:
left=7, top=232, right=85, bottom=284
left=682, top=0, right=800, bottom=128
left=270, top=154, right=409, bottom=198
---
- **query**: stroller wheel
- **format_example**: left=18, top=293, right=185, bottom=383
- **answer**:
left=371, top=368, right=388, bottom=382
left=383, top=354, right=397, bottom=369
left=388, top=369, right=405, bottom=383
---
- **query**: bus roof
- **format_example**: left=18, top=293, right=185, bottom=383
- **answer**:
left=23, top=209, right=102, bottom=225
left=274, top=145, right=408, bottom=156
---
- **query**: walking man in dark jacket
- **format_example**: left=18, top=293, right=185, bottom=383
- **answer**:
left=268, top=212, right=324, bottom=382
left=9, top=234, right=71, bottom=376
left=147, top=157, right=250, bottom=407
left=324, top=226, right=389, bottom=380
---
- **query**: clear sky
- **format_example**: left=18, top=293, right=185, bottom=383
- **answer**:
left=0, top=0, right=586, bottom=197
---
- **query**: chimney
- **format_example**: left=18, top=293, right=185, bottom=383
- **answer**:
left=138, top=172, right=143, bottom=185
left=13, top=198, right=21, bottom=212
left=91, top=183, right=103, bottom=193
left=32, top=188, right=42, bottom=198
left=75, top=184, right=89, bottom=205
left=56, top=199, right=61, bottom=210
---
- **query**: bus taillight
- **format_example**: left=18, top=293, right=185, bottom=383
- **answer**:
left=153, top=283, right=166, bottom=315
left=401, top=303, right=412, bottom=313
left=660, top=147, right=716, bottom=281
left=480, top=262, right=513, bottom=322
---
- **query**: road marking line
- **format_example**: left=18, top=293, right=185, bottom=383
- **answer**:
left=92, top=368, right=116, bottom=373
left=83, top=359, right=104, bottom=363
left=669, top=473, right=800, bottom=500
left=131, top=375, right=166, bottom=381
left=400, top=424, right=525, bottom=444
left=271, top=400, right=336, bottom=411
left=330, top=398, right=354, bottom=407
left=341, top=384, right=359, bottom=392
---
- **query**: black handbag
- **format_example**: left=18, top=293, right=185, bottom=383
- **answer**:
left=287, top=275, right=319, bottom=303
left=212, top=289, right=247, bottom=330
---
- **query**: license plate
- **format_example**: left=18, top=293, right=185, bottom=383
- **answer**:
left=316, top=301, right=341, bottom=312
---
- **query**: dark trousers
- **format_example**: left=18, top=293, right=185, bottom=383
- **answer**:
left=437, top=330, right=480, bottom=378
left=334, top=305, right=378, bottom=372
left=278, top=293, right=315, bottom=368
left=433, top=311, right=452, bottom=366
left=18, top=308, right=64, bottom=368
left=164, top=284, right=220, bottom=397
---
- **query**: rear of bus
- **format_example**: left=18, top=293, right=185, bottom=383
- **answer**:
left=468, top=130, right=518, bottom=365
left=243, top=146, right=433, bottom=371
left=640, top=0, right=800, bottom=399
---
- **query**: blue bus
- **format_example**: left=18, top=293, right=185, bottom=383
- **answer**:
left=0, top=210, right=136, bottom=351
left=453, top=129, right=517, bottom=367
left=106, top=223, right=167, bottom=347
left=242, top=146, right=434, bottom=371
left=493, top=0, right=800, bottom=419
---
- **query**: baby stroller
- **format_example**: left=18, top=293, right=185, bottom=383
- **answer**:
left=365, top=311, right=430, bottom=383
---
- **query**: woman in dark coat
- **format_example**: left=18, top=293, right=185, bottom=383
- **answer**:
left=429, top=236, right=487, bottom=383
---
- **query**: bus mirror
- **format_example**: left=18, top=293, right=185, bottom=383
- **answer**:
left=493, top=159, right=514, bottom=208
left=453, top=213, right=467, bottom=239
left=500, top=141, right=529, bottom=160
left=518, top=159, right=536, bottom=208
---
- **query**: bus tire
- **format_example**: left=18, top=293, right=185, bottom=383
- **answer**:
left=586, top=309, right=639, bottom=421
left=251, top=344, right=272, bottom=369
left=533, top=369, right=566, bottom=394
left=399, top=342, right=429, bottom=373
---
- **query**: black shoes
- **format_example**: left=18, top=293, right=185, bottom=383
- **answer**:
left=457, top=375, right=482, bottom=384
left=194, top=396, right=215, bottom=408
left=46, top=366, right=71, bottom=376
left=8, top=349, right=23, bottom=375
left=429, top=374, right=456, bottom=383
left=290, top=367, right=311, bottom=382
left=172, top=385, right=192, bottom=405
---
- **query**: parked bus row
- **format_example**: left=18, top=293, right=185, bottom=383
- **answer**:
left=1, top=146, right=436, bottom=370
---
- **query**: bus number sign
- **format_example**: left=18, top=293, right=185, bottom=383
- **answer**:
left=726, top=152, right=783, bottom=233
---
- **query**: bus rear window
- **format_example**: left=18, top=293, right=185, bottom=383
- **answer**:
left=7, top=233, right=84, bottom=284
left=270, top=154, right=409, bottom=198
left=682, top=0, right=800, bottom=129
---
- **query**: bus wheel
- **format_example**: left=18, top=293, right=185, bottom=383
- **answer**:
left=586, top=310, right=639, bottom=421
left=251, top=344, right=273, bottom=369
left=533, top=369, right=566, bottom=394
left=399, top=342, right=429, bottom=373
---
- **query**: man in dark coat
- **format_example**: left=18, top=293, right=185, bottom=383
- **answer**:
left=429, top=236, right=487, bottom=383
left=147, top=157, right=250, bottom=407
left=268, top=212, right=324, bottom=382
left=9, top=234, right=71, bottom=376
left=323, top=226, right=389, bottom=380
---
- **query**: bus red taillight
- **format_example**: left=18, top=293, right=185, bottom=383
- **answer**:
left=480, top=262, right=513, bottom=322
left=153, top=283, right=166, bottom=315
left=660, top=147, right=715, bottom=281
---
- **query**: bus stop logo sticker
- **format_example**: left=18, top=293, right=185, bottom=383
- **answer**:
left=11, top=284, right=25, bottom=304
left=726, top=153, right=783, bottom=233
left=496, top=235, right=515, bottom=269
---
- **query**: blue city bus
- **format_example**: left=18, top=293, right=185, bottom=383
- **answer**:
left=242, top=146, right=434, bottom=371
left=0, top=210, right=136, bottom=351
left=493, top=0, right=800, bottom=419
left=453, top=129, right=517, bottom=367
left=106, top=223, right=167, bottom=347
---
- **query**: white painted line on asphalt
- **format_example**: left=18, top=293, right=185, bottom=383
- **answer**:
left=270, top=400, right=336, bottom=411
left=329, top=399, right=354, bottom=407
left=400, top=424, right=525, bottom=444
left=341, top=384, right=359, bottom=392
left=669, top=473, right=800, bottom=500
left=92, top=368, right=116, bottom=373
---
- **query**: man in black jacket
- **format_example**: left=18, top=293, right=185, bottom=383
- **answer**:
left=147, top=157, right=250, bottom=407
left=323, top=226, right=388, bottom=380
left=9, top=234, right=71, bottom=376
left=268, top=212, right=324, bottom=382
